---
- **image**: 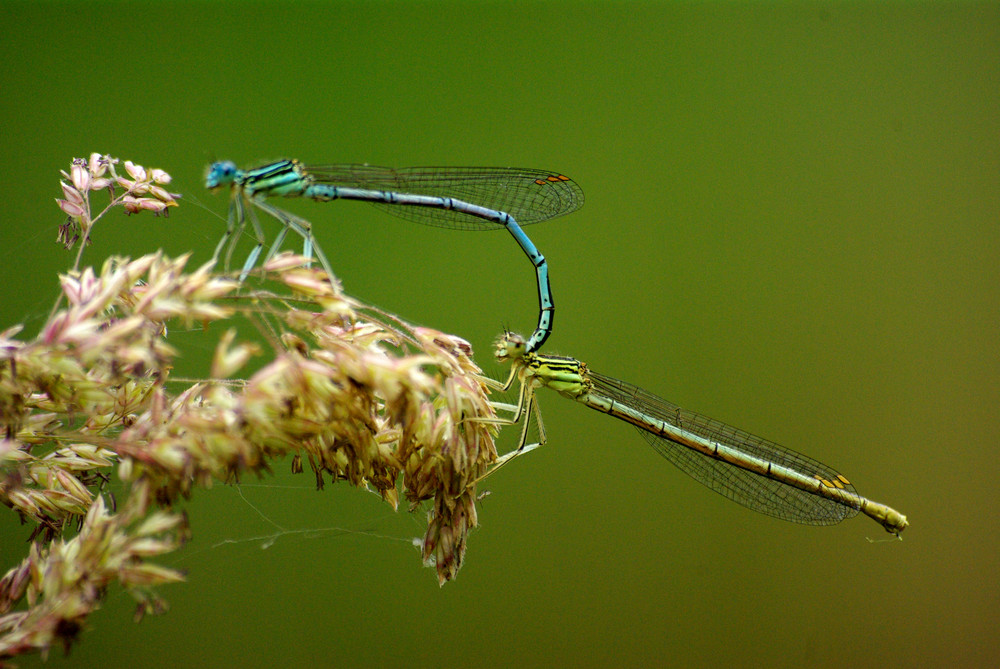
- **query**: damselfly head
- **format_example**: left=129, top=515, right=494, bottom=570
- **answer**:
left=494, top=331, right=526, bottom=363
left=205, top=160, right=239, bottom=190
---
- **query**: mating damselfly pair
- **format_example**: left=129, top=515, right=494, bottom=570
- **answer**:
left=206, top=158, right=907, bottom=535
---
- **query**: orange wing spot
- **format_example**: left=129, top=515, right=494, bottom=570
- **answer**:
left=815, top=475, right=834, bottom=488
left=535, top=175, right=571, bottom=185
left=837, top=474, right=851, bottom=486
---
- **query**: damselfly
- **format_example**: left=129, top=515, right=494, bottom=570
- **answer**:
left=494, top=332, right=908, bottom=535
left=205, top=160, right=584, bottom=352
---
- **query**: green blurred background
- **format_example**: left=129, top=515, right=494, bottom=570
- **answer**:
left=2, top=1, right=997, bottom=667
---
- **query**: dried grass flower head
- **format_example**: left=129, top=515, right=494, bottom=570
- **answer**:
left=1, top=155, right=518, bottom=660
left=55, top=154, right=178, bottom=256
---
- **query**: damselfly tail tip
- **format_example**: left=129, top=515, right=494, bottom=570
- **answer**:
left=889, top=513, right=908, bottom=537
left=878, top=509, right=908, bottom=538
